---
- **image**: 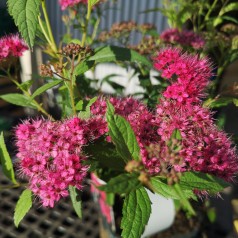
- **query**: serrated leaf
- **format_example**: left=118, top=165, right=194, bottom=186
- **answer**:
left=151, top=177, right=179, bottom=199
left=14, top=189, right=32, bottom=227
left=89, top=46, right=152, bottom=68
left=74, top=60, right=94, bottom=76
left=8, top=0, right=41, bottom=48
left=179, top=172, right=230, bottom=194
left=99, top=173, right=141, bottom=194
left=0, top=93, right=37, bottom=109
left=69, top=185, right=82, bottom=219
left=0, top=132, right=17, bottom=184
left=106, top=102, right=140, bottom=163
left=30, top=79, right=63, bottom=100
left=121, top=187, right=151, bottom=238
left=151, top=177, right=196, bottom=200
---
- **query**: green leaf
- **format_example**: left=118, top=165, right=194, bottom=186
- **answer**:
left=221, top=16, right=238, bottom=25
left=75, top=100, right=84, bottom=111
left=0, top=132, right=17, bottom=184
left=30, top=79, right=63, bottom=100
left=219, top=2, right=238, bottom=16
left=179, top=172, right=230, bottom=194
left=69, top=185, right=82, bottom=219
left=151, top=177, right=196, bottom=200
left=106, top=193, right=115, bottom=206
left=171, top=128, right=182, bottom=140
left=84, top=140, right=125, bottom=171
left=8, top=0, right=41, bottom=48
left=213, top=17, right=223, bottom=27
left=233, top=99, right=238, bottom=106
left=209, top=97, right=233, bottom=108
left=106, top=102, right=140, bottom=163
left=89, top=46, right=152, bottom=68
left=19, top=79, right=34, bottom=91
left=0, top=93, right=37, bottom=109
left=121, top=187, right=151, bottom=238
left=78, top=97, right=97, bottom=119
left=74, top=60, right=94, bottom=76
left=99, top=173, right=141, bottom=194
left=174, top=183, right=196, bottom=216
left=151, top=177, right=180, bottom=199
left=177, top=8, right=192, bottom=26
left=14, top=189, right=32, bottom=227
left=88, top=0, right=100, bottom=7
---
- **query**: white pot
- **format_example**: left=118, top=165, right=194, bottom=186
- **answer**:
left=91, top=174, right=175, bottom=238
left=142, top=189, right=175, bottom=238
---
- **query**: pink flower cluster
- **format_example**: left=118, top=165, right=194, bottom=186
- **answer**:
left=90, top=97, right=158, bottom=146
left=15, top=117, right=107, bottom=207
left=151, top=48, right=237, bottom=180
left=89, top=48, right=238, bottom=181
left=90, top=94, right=238, bottom=181
left=154, top=48, right=212, bottom=103
left=154, top=99, right=238, bottom=180
left=0, top=34, right=28, bottom=62
left=59, top=0, right=87, bottom=10
left=160, top=28, right=205, bottom=50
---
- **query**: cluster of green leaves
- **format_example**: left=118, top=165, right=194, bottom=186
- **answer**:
left=145, top=0, right=238, bottom=31
left=0, top=78, right=63, bottom=111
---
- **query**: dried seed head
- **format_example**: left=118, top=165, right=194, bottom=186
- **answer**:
left=62, top=43, right=94, bottom=58
left=125, top=160, right=142, bottom=173
left=40, top=64, right=53, bottom=77
left=62, top=43, right=82, bottom=56
left=53, top=63, right=63, bottom=75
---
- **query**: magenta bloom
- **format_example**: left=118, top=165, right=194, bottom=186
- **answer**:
left=59, top=0, right=87, bottom=10
left=90, top=93, right=238, bottom=182
left=153, top=98, right=238, bottom=181
left=154, top=48, right=212, bottom=103
left=141, top=47, right=238, bottom=181
left=160, top=28, right=205, bottom=50
left=15, top=117, right=107, bottom=207
left=0, top=34, right=28, bottom=62
left=90, top=97, right=158, bottom=146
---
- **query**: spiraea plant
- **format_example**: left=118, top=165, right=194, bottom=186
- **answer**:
left=0, top=1, right=238, bottom=238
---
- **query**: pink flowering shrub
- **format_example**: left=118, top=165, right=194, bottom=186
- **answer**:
left=15, top=117, right=107, bottom=207
left=160, top=28, right=205, bottom=50
left=0, top=34, right=28, bottom=62
left=3, top=0, right=238, bottom=236
left=154, top=48, right=211, bottom=102
left=14, top=47, right=238, bottom=208
left=59, top=0, right=87, bottom=10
